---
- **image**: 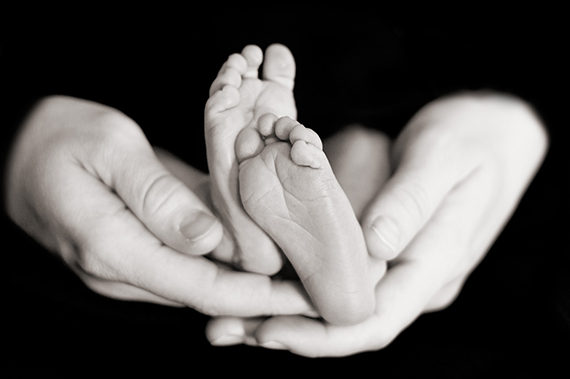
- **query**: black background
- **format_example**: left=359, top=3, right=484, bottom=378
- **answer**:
left=3, top=9, right=569, bottom=377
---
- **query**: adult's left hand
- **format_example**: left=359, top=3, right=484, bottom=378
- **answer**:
left=205, top=91, right=549, bottom=356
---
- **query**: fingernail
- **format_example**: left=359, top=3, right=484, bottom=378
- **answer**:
left=180, top=211, right=218, bottom=242
left=260, top=341, right=288, bottom=350
left=211, top=334, right=244, bottom=346
left=370, top=216, right=400, bottom=255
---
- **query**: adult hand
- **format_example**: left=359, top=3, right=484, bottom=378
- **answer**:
left=206, top=91, right=549, bottom=356
left=5, top=95, right=314, bottom=317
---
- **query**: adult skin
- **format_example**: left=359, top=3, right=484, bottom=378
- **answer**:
left=206, top=91, right=550, bottom=356
left=4, top=95, right=315, bottom=318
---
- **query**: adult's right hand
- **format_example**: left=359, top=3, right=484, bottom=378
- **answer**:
left=5, top=95, right=314, bottom=317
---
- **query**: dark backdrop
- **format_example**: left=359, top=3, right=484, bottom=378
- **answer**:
left=3, top=10, right=568, bottom=377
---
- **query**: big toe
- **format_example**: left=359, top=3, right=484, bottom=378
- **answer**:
left=263, top=44, right=296, bottom=90
left=236, top=127, right=265, bottom=163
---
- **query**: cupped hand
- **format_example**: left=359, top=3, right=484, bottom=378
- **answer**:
left=5, top=95, right=314, bottom=317
left=205, top=91, right=549, bottom=356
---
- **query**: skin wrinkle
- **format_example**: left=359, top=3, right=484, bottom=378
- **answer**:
left=141, top=171, right=179, bottom=218
left=208, top=39, right=373, bottom=320
left=282, top=189, right=319, bottom=234
left=257, top=150, right=356, bottom=274
left=269, top=212, right=324, bottom=252
left=248, top=167, right=328, bottom=280
left=254, top=162, right=326, bottom=250
left=244, top=149, right=315, bottom=232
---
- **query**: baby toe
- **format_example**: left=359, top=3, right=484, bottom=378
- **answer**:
left=236, top=127, right=265, bottom=163
left=263, top=44, right=296, bottom=90
left=274, top=116, right=299, bottom=140
left=209, top=67, right=242, bottom=96
left=217, top=53, right=247, bottom=76
left=258, top=113, right=279, bottom=138
left=289, top=124, right=323, bottom=150
left=241, top=45, right=263, bottom=79
left=205, top=85, right=240, bottom=126
left=291, top=140, right=324, bottom=169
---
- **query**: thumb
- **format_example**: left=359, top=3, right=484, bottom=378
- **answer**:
left=361, top=131, right=479, bottom=260
left=88, top=123, right=223, bottom=256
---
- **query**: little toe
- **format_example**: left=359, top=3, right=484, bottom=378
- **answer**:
left=289, top=124, right=323, bottom=150
left=236, top=127, right=265, bottom=163
left=263, top=43, right=296, bottom=90
left=205, top=85, right=240, bottom=126
left=209, top=67, right=242, bottom=97
left=291, top=140, right=325, bottom=169
left=274, top=116, right=299, bottom=140
left=241, top=45, right=263, bottom=79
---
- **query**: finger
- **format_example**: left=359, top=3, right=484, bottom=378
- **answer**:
left=154, top=147, right=211, bottom=205
left=83, top=122, right=224, bottom=256
left=205, top=236, right=459, bottom=356
left=245, top=258, right=445, bottom=357
left=251, top=261, right=435, bottom=357
left=206, top=317, right=266, bottom=347
left=247, top=167, right=497, bottom=357
left=323, top=126, right=392, bottom=220
left=424, top=276, right=466, bottom=313
left=361, top=127, right=480, bottom=260
left=208, top=314, right=388, bottom=358
left=133, top=244, right=316, bottom=317
left=78, top=274, right=185, bottom=307
left=64, top=165, right=316, bottom=317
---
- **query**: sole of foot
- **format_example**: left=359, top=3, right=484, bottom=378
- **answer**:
left=204, top=44, right=296, bottom=275
left=236, top=114, right=386, bottom=325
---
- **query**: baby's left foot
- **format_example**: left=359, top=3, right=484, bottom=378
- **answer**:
left=237, top=114, right=386, bottom=325
left=204, top=44, right=297, bottom=275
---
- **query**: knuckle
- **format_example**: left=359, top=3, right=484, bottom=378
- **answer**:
left=74, top=109, right=141, bottom=157
left=427, top=293, right=455, bottom=312
left=91, top=111, right=142, bottom=147
left=81, top=110, right=146, bottom=168
left=71, top=236, right=120, bottom=281
left=73, top=244, right=109, bottom=279
left=140, top=172, right=184, bottom=219
left=80, top=276, right=117, bottom=298
left=394, top=180, right=432, bottom=225
left=191, top=296, right=222, bottom=317
left=371, top=330, right=397, bottom=351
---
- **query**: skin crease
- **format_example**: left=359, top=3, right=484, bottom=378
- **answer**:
left=3, top=46, right=549, bottom=357
left=205, top=91, right=550, bottom=357
left=235, top=114, right=385, bottom=325
left=4, top=95, right=316, bottom=318
left=203, top=44, right=384, bottom=326
left=204, top=44, right=297, bottom=276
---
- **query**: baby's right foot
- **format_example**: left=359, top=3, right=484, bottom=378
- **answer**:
left=236, top=114, right=386, bottom=325
left=204, top=45, right=297, bottom=275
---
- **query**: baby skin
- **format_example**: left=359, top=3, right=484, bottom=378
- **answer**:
left=204, top=44, right=296, bottom=275
left=205, top=45, right=385, bottom=325
left=236, top=114, right=385, bottom=325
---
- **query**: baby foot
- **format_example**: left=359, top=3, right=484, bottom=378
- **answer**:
left=204, top=44, right=297, bottom=275
left=236, top=114, right=386, bottom=325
